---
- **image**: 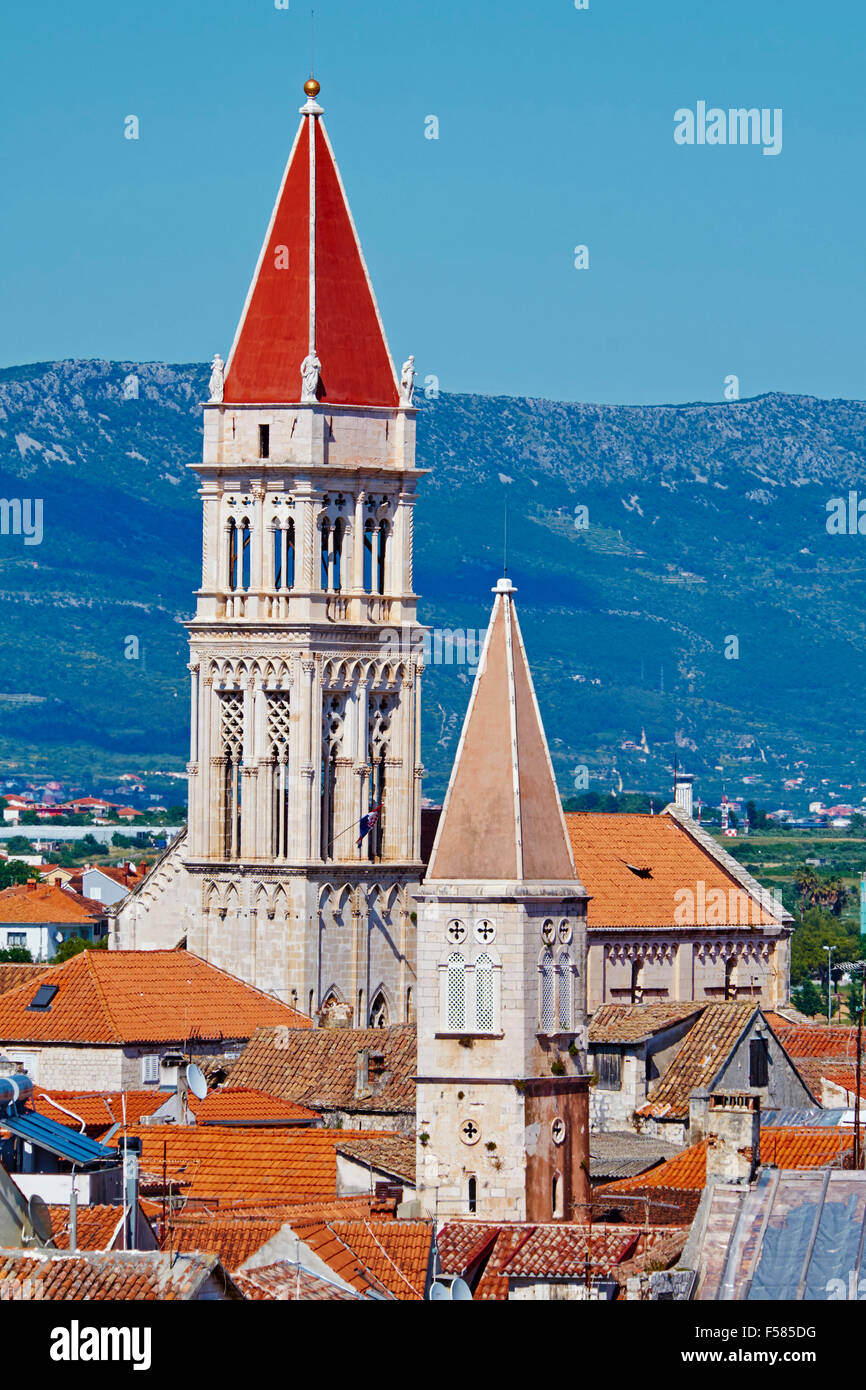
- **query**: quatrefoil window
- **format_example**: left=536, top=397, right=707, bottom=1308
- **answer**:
left=446, top=919, right=467, bottom=945
left=551, top=1118, right=567, bottom=1146
left=474, top=919, right=496, bottom=945
left=460, top=1118, right=481, bottom=1146
left=541, top=919, right=556, bottom=945
left=558, top=919, right=572, bottom=944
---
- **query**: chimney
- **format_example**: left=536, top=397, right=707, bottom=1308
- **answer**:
left=674, top=772, right=694, bottom=818
left=355, top=1048, right=370, bottom=1098
left=705, top=1091, right=760, bottom=1185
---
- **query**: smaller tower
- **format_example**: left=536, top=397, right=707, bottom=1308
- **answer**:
left=415, top=579, right=590, bottom=1222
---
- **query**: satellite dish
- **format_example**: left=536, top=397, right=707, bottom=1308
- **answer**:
left=26, top=1194, right=53, bottom=1246
left=186, top=1063, right=208, bottom=1101
left=451, top=1277, right=472, bottom=1301
left=429, top=1282, right=450, bottom=1301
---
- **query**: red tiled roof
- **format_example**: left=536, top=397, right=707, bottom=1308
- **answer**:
left=774, top=1024, right=860, bottom=1059
left=47, top=1203, right=154, bottom=1251
left=0, top=1249, right=240, bottom=1300
left=233, top=1261, right=364, bottom=1300
left=437, top=1221, right=682, bottom=1294
left=295, top=1219, right=432, bottom=1300
left=196, top=1088, right=318, bottom=1125
left=123, top=1124, right=396, bottom=1207
left=589, top=1001, right=704, bottom=1043
left=0, top=881, right=106, bottom=923
left=565, top=811, right=780, bottom=928
left=636, top=1001, right=760, bottom=1119
left=334, top=1134, right=415, bottom=1183
left=0, top=963, right=48, bottom=996
left=230, top=1023, right=415, bottom=1114
left=598, top=1128, right=856, bottom=1195
left=0, top=949, right=311, bottom=1044
left=166, top=1216, right=286, bottom=1271
left=35, top=1088, right=174, bottom=1135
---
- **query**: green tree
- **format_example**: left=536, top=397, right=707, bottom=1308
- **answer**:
left=53, top=936, right=107, bottom=963
left=0, top=946, right=33, bottom=963
left=0, top=859, right=37, bottom=890
left=789, top=906, right=862, bottom=986
left=5, top=836, right=32, bottom=855
left=848, top=813, right=866, bottom=835
left=792, top=978, right=823, bottom=1017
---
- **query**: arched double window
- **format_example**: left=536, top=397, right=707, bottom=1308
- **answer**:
left=441, top=949, right=501, bottom=1034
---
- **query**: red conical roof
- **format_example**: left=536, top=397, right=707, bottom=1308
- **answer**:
left=224, top=109, right=399, bottom=408
left=426, top=579, right=581, bottom=884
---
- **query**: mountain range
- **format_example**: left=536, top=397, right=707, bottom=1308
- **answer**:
left=1, top=359, right=865, bottom=807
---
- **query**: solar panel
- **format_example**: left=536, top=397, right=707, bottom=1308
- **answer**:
left=26, top=984, right=58, bottom=1011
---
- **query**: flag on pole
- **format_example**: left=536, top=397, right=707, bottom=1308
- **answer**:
left=356, top=803, right=382, bottom=847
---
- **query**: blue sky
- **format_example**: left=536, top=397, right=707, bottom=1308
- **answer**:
left=2, top=0, right=864, bottom=404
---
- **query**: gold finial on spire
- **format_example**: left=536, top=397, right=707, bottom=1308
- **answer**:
left=304, top=78, right=320, bottom=98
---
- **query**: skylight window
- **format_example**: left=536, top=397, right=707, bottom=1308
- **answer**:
left=27, top=983, right=58, bottom=1011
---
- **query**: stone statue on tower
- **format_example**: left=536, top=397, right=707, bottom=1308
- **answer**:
left=300, top=350, right=321, bottom=402
left=399, top=355, right=416, bottom=404
left=208, top=353, right=224, bottom=403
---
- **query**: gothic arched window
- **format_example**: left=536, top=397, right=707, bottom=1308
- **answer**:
left=539, top=949, right=555, bottom=1033
left=557, top=951, right=573, bottom=1032
left=446, top=952, right=466, bottom=1030
left=370, top=991, right=389, bottom=1028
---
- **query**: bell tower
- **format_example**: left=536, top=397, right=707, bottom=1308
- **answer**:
left=415, top=579, right=591, bottom=1222
left=177, top=78, right=426, bottom=1018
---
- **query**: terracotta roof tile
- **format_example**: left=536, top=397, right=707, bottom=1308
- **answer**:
left=121, top=1124, right=397, bottom=1207
left=229, top=1023, right=415, bottom=1114
left=47, top=1203, right=155, bottom=1251
left=598, top=1128, right=856, bottom=1195
left=294, top=1219, right=432, bottom=1300
left=0, top=963, right=48, bottom=996
left=233, top=1261, right=365, bottom=1300
left=589, top=1001, right=705, bottom=1043
left=334, top=1134, right=415, bottom=1183
left=196, top=1088, right=318, bottom=1125
left=35, top=1088, right=174, bottom=1135
left=775, top=1024, right=860, bottom=1059
left=437, top=1221, right=682, bottom=1293
left=0, top=949, right=310, bottom=1045
left=0, top=881, right=106, bottom=923
left=636, top=1001, right=759, bottom=1119
left=565, top=811, right=781, bottom=928
left=166, top=1216, right=287, bottom=1271
left=0, top=1249, right=240, bottom=1299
